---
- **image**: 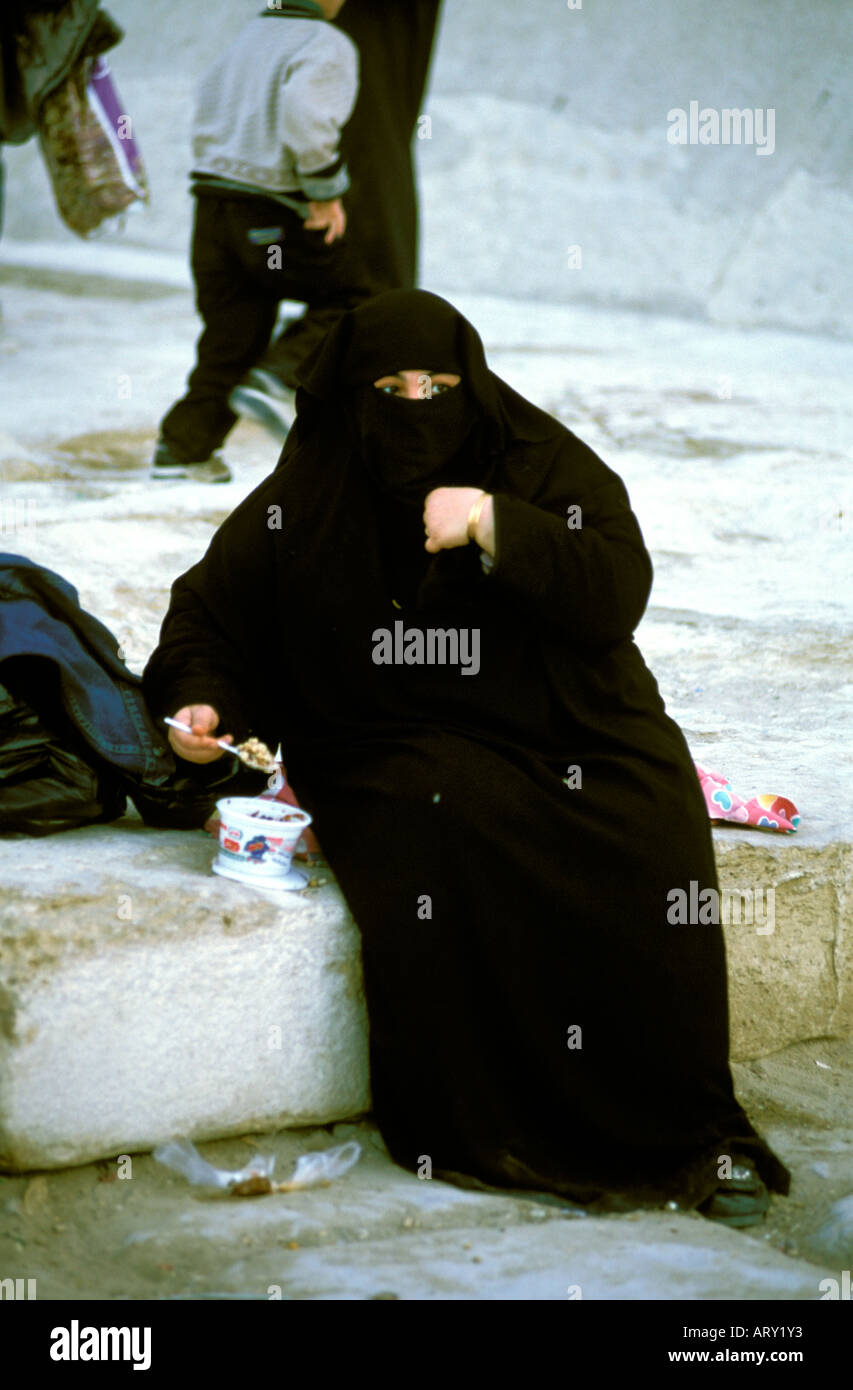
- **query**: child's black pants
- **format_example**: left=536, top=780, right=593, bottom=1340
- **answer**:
left=160, top=191, right=368, bottom=462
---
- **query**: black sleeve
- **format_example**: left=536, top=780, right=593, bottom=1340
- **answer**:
left=142, top=482, right=280, bottom=746
left=487, top=443, right=654, bottom=646
left=143, top=582, right=252, bottom=745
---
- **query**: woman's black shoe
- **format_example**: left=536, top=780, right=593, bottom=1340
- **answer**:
left=697, top=1157, right=771, bottom=1228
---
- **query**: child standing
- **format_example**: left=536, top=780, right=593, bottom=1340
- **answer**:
left=152, top=0, right=365, bottom=482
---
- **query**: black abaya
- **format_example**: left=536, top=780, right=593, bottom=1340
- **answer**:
left=143, top=292, right=790, bottom=1212
left=260, top=1, right=443, bottom=383
left=335, top=0, right=442, bottom=293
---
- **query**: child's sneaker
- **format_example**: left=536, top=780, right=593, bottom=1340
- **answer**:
left=151, top=442, right=232, bottom=483
left=228, top=370, right=295, bottom=443
left=246, top=368, right=294, bottom=402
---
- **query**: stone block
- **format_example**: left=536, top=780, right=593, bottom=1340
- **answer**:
left=0, top=823, right=370, bottom=1172
left=716, top=834, right=852, bottom=1061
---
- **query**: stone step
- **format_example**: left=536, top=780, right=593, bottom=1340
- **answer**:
left=0, top=821, right=370, bottom=1173
left=0, top=812, right=849, bottom=1173
left=712, top=830, right=851, bottom=1059
left=2, top=1112, right=844, bottom=1301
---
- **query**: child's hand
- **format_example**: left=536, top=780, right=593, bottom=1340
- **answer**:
left=168, top=704, right=232, bottom=764
left=305, top=198, right=346, bottom=244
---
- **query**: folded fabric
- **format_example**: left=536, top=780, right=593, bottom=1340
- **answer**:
left=695, top=764, right=800, bottom=834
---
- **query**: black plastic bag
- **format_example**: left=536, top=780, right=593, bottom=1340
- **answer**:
left=0, top=681, right=125, bottom=836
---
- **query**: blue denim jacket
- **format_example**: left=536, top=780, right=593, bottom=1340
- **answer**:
left=0, top=552, right=171, bottom=778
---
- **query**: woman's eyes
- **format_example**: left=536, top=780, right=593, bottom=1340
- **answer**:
left=379, top=380, right=453, bottom=395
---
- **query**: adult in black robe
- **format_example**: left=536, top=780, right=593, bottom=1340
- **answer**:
left=143, top=290, right=790, bottom=1219
left=259, top=0, right=443, bottom=385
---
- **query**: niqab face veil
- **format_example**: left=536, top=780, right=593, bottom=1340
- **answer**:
left=295, top=290, right=506, bottom=504
left=346, top=382, right=481, bottom=502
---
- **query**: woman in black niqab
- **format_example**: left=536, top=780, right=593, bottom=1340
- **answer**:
left=144, top=291, right=790, bottom=1220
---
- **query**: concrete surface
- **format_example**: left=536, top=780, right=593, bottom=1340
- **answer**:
left=2, top=0, right=852, bottom=337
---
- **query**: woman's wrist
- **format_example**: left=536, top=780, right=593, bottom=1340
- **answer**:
left=469, top=493, right=495, bottom=556
left=467, top=490, right=489, bottom=539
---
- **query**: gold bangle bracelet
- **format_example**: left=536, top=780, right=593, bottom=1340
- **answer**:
left=467, top=491, right=490, bottom=539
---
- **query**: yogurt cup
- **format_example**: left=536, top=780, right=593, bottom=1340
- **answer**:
left=213, top=797, right=313, bottom=891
